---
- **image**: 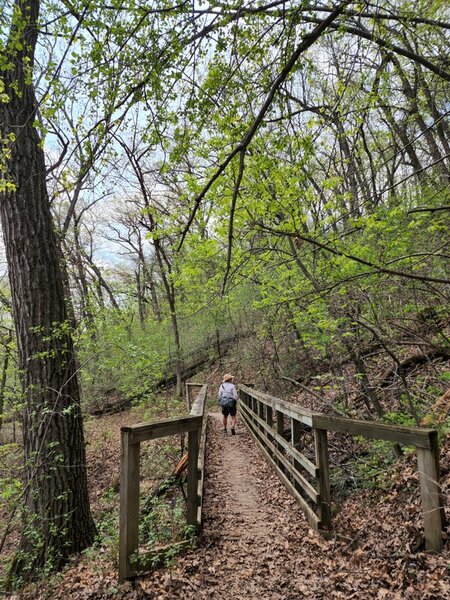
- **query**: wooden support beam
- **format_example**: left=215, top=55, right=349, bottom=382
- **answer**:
left=313, top=414, right=434, bottom=448
left=122, top=415, right=203, bottom=444
left=119, top=431, right=140, bottom=583
left=417, top=431, right=444, bottom=552
left=239, top=383, right=314, bottom=426
left=187, top=427, right=200, bottom=526
left=292, top=418, right=304, bottom=495
left=276, top=409, right=285, bottom=473
left=258, top=398, right=265, bottom=436
left=190, top=386, right=208, bottom=417
left=266, top=405, right=274, bottom=460
left=315, top=428, right=331, bottom=531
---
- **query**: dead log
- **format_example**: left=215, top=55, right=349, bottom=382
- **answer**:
left=378, top=348, right=450, bottom=388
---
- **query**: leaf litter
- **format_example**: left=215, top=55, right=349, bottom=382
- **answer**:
left=3, top=405, right=450, bottom=599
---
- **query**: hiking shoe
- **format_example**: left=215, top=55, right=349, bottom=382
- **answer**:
left=223, top=428, right=227, bottom=433
left=231, top=427, right=236, bottom=435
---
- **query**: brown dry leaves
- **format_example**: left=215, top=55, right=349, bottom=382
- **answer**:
left=4, top=407, right=450, bottom=599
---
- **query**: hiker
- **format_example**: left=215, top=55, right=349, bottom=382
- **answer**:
left=218, top=373, right=238, bottom=435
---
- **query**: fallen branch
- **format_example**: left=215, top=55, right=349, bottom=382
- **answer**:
left=378, top=347, right=450, bottom=387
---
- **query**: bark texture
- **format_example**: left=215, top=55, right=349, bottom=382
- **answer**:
left=0, top=0, right=96, bottom=581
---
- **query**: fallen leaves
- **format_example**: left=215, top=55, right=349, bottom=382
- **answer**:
left=3, top=406, right=449, bottom=599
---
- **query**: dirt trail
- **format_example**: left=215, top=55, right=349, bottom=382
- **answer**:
left=142, top=411, right=325, bottom=599
left=13, top=407, right=449, bottom=599
left=204, top=411, right=272, bottom=543
left=19, top=406, right=450, bottom=600
left=140, top=412, right=450, bottom=600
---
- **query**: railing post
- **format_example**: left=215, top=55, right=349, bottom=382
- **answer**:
left=276, top=410, right=285, bottom=472
left=291, top=418, right=303, bottom=495
left=187, top=426, right=200, bottom=526
left=266, top=405, right=274, bottom=458
left=252, top=396, right=258, bottom=426
left=119, top=430, right=140, bottom=583
left=417, top=431, right=444, bottom=552
left=258, top=398, right=264, bottom=435
left=186, top=382, right=192, bottom=410
left=315, top=428, right=331, bottom=530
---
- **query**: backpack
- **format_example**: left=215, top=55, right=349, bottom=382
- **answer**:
left=219, top=385, right=235, bottom=408
left=219, top=394, right=235, bottom=408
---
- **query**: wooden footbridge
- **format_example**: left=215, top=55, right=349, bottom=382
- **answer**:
left=118, top=383, right=446, bottom=583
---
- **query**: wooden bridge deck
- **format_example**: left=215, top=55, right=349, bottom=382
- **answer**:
left=117, top=378, right=448, bottom=598
left=140, top=411, right=329, bottom=598
left=132, top=410, right=448, bottom=599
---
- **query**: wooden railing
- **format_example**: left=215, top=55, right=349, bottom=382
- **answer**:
left=238, top=384, right=445, bottom=552
left=118, top=384, right=208, bottom=583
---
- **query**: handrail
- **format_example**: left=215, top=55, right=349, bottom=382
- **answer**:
left=239, top=384, right=435, bottom=447
left=238, top=384, right=445, bottom=552
left=119, top=384, right=208, bottom=583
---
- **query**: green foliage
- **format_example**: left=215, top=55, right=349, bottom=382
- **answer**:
left=0, top=443, right=22, bottom=512
left=331, top=439, right=401, bottom=500
left=83, top=486, right=120, bottom=567
left=383, top=411, right=417, bottom=428
left=140, top=494, right=188, bottom=550
left=77, top=311, right=167, bottom=410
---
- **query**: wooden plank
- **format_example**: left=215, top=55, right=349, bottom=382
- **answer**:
left=258, top=399, right=265, bottom=435
left=315, top=428, right=332, bottom=531
left=186, top=382, right=192, bottom=410
left=291, top=418, right=317, bottom=476
left=432, top=432, right=447, bottom=531
left=292, top=418, right=305, bottom=495
left=240, top=403, right=319, bottom=503
left=118, top=431, right=140, bottom=583
left=266, top=405, right=274, bottom=459
left=190, top=384, right=207, bottom=417
left=241, top=406, right=320, bottom=529
left=276, top=409, right=285, bottom=473
left=417, top=432, right=444, bottom=552
left=313, top=414, right=434, bottom=448
left=187, top=428, right=200, bottom=526
left=240, top=402, right=317, bottom=476
left=122, top=415, right=203, bottom=444
left=239, top=384, right=314, bottom=426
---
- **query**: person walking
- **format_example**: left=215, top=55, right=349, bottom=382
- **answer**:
left=218, top=373, right=238, bottom=435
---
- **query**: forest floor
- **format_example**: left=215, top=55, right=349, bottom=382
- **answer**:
left=5, top=403, right=450, bottom=599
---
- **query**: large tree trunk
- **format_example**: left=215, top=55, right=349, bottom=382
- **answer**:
left=0, top=0, right=96, bottom=582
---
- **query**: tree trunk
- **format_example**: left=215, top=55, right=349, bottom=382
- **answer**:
left=0, top=0, right=96, bottom=582
left=72, top=214, right=92, bottom=322
left=148, top=266, right=162, bottom=323
left=152, top=237, right=183, bottom=397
